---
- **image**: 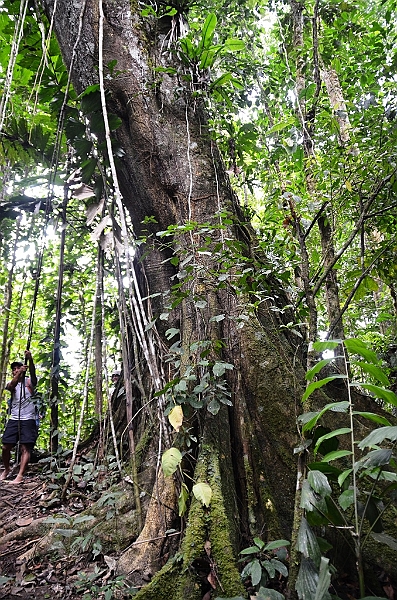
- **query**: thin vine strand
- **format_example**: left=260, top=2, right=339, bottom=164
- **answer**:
left=0, top=0, right=29, bottom=134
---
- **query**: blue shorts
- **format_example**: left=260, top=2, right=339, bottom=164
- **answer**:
left=2, top=419, right=38, bottom=448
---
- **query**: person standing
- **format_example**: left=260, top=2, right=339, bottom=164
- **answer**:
left=0, top=350, right=38, bottom=484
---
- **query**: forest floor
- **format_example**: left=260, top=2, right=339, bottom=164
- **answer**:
left=0, top=460, right=125, bottom=600
left=1, top=460, right=396, bottom=600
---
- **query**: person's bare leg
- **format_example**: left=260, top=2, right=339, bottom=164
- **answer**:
left=10, top=444, right=31, bottom=484
left=0, top=444, right=12, bottom=480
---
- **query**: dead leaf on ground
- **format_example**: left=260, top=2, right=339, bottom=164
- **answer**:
left=15, top=517, right=33, bottom=527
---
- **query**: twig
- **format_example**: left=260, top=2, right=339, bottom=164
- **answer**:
left=0, top=537, right=41, bottom=558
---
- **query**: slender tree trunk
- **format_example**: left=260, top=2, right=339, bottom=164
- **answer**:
left=0, top=217, right=21, bottom=402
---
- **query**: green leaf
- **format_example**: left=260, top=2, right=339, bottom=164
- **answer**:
left=300, top=479, right=328, bottom=514
left=313, top=428, right=352, bottom=456
left=299, top=401, right=349, bottom=432
left=222, top=38, right=245, bottom=52
left=297, top=518, right=321, bottom=563
left=352, top=412, right=391, bottom=426
left=267, top=117, right=295, bottom=134
left=357, top=448, right=392, bottom=469
left=263, top=539, right=290, bottom=551
left=210, top=72, right=232, bottom=89
left=250, top=558, right=263, bottom=586
left=338, top=489, right=354, bottom=510
left=240, top=545, right=260, bottom=555
left=343, top=338, right=379, bottom=364
left=314, top=557, right=332, bottom=600
left=180, top=37, right=196, bottom=61
left=321, top=450, right=353, bottom=463
left=81, top=158, right=97, bottom=183
left=54, top=528, right=78, bottom=538
left=199, top=47, right=218, bottom=69
left=198, top=13, right=217, bottom=53
left=80, top=88, right=102, bottom=113
left=371, top=533, right=397, bottom=551
left=192, top=482, right=212, bottom=507
left=207, top=398, right=220, bottom=414
left=307, top=470, right=332, bottom=496
left=338, top=469, right=352, bottom=487
left=257, top=588, right=285, bottom=600
left=354, top=362, right=390, bottom=386
left=73, top=515, right=96, bottom=524
left=209, top=313, right=225, bottom=322
left=253, top=536, right=265, bottom=549
left=178, top=483, right=189, bottom=516
left=262, top=559, right=276, bottom=579
left=302, top=377, right=347, bottom=403
left=358, top=426, right=397, bottom=449
left=296, top=557, right=329, bottom=600
left=161, top=447, right=182, bottom=476
left=305, top=358, right=337, bottom=382
left=213, top=362, right=233, bottom=377
left=165, top=327, right=180, bottom=340
left=194, top=300, right=207, bottom=308
left=270, top=558, right=288, bottom=578
left=352, top=383, right=397, bottom=406
left=312, top=340, right=340, bottom=352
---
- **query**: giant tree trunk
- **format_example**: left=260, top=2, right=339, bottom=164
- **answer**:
left=41, top=1, right=315, bottom=597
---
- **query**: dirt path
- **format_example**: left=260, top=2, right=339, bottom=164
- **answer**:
left=0, top=464, right=107, bottom=599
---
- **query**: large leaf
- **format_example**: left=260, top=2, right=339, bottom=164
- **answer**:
left=307, top=470, right=332, bottom=496
left=199, top=47, right=219, bottom=70
left=338, top=489, right=354, bottom=510
left=192, top=482, right=212, bottom=507
left=168, top=405, right=183, bottom=432
left=222, top=38, right=245, bottom=52
left=353, top=411, right=391, bottom=426
left=267, top=117, right=296, bottom=134
left=299, top=402, right=349, bottom=433
left=257, top=588, right=285, bottom=600
left=300, top=480, right=329, bottom=522
left=305, top=358, right=338, bottom=382
left=358, top=426, right=397, bottom=449
left=371, top=533, right=397, bottom=551
left=313, top=428, right=352, bottom=456
left=263, top=539, right=290, bottom=551
left=296, top=518, right=321, bottom=564
left=344, top=339, right=379, bottom=364
left=198, top=13, right=217, bottom=54
left=321, top=450, right=353, bottom=463
left=178, top=483, right=189, bottom=516
left=296, top=556, right=331, bottom=600
left=357, top=448, right=392, bottom=469
left=354, top=362, right=390, bottom=386
left=302, top=378, right=347, bottom=403
left=161, top=447, right=182, bottom=476
left=251, top=558, right=263, bottom=586
left=314, top=557, right=332, bottom=600
left=352, top=383, right=397, bottom=407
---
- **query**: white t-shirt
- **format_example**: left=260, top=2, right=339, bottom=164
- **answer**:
left=10, top=380, right=36, bottom=421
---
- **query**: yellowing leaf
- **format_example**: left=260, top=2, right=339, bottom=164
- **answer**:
left=345, top=180, right=352, bottom=192
left=169, top=405, right=183, bottom=432
left=192, top=482, right=212, bottom=507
